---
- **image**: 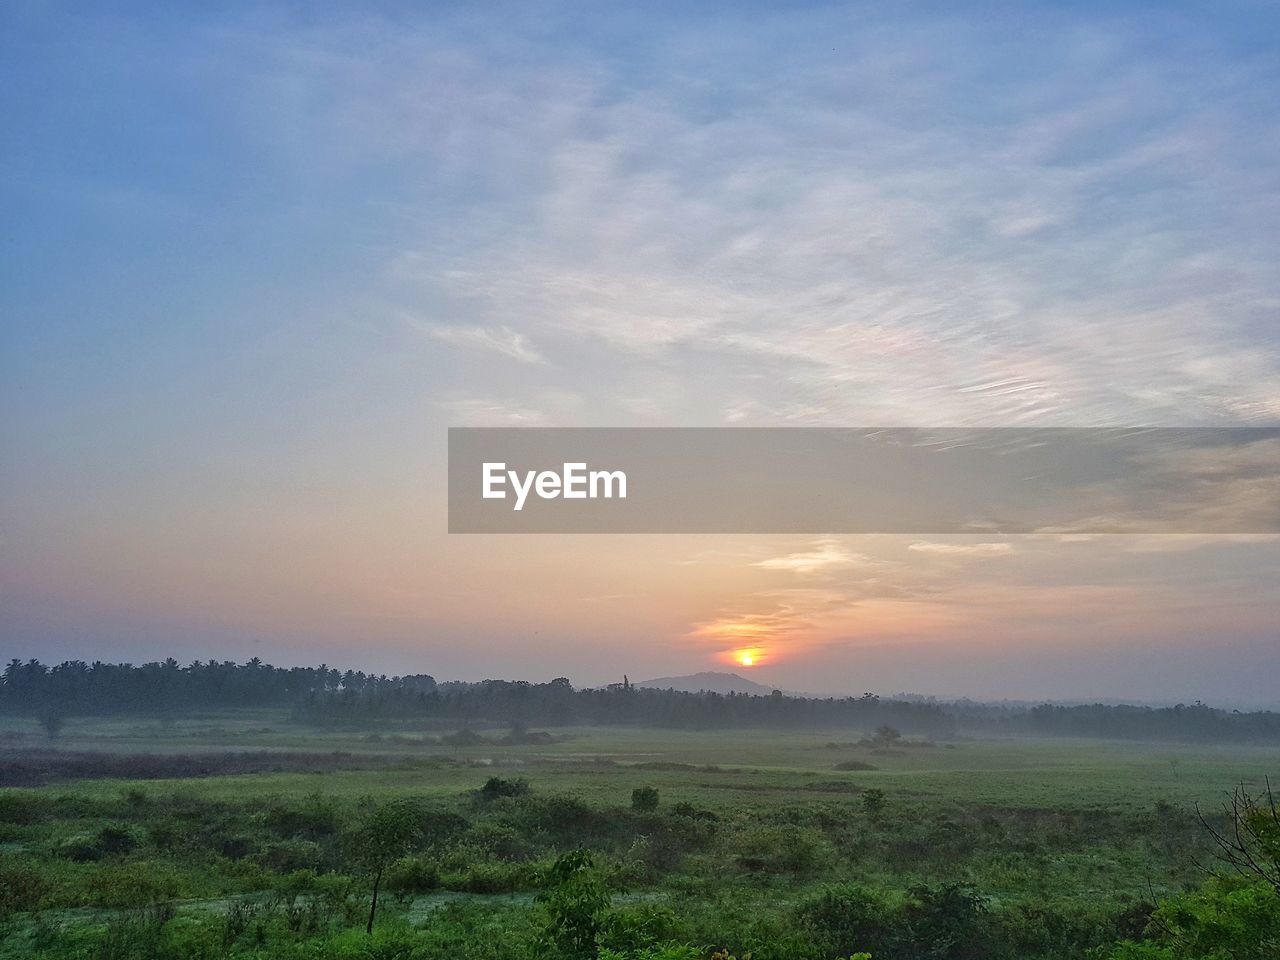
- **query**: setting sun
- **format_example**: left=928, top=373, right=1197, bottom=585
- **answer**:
left=730, top=647, right=765, bottom=668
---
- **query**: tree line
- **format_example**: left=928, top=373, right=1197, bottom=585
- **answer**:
left=4, top=657, right=1279, bottom=742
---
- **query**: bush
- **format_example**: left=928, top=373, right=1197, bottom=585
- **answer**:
left=797, top=884, right=902, bottom=956
left=255, top=839, right=324, bottom=873
left=632, top=786, right=660, bottom=812
left=0, top=791, right=45, bottom=824
left=56, top=824, right=141, bottom=862
left=479, top=776, right=531, bottom=801
left=670, top=801, right=719, bottom=822
left=385, top=856, right=440, bottom=893
left=262, top=795, right=340, bottom=840
left=1104, top=878, right=1280, bottom=960
left=536, top=850, right=612, bottom=960
left=734, top=824, right=831, bottom=876
left=85, top=860, right=192, bottom=907
left=446, top=859, right=532, bottom=893
left=599, top=903, right=685, bottom=953
left=466, top=821, right=535, bottom=860
left=0, top=858, right=47, bottom=917
left=905, top=883, right=993, bottom=960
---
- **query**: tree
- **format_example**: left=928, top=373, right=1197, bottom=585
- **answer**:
left=632, top=786, right=660, bottom=812
left=874, top=724, right=902, bottom=744
left=1105, top=781, right=1280, bottom=959
left=536, top=850, right=612, bottom=959
left=862, top=788, right=886, bottom=817
left=351, top=800, right=423, bottom=934
left=1197, top=778, right=1280, bottom=894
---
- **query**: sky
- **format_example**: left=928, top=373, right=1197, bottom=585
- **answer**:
left=2, top=2, right=1279, bottom=706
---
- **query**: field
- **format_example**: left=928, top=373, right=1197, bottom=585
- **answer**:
left=1, top=711, right=1277, bottom=959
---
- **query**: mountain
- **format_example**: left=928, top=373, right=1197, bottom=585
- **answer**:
left=633, top=671, right=781, bottom=696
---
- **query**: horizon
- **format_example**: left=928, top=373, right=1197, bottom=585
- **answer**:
left=9, top=655, right=1279, bottom=713
left=4, top=2, right=1280, bottom=707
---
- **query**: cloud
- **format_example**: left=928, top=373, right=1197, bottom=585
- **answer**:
left=424, top=324, right=547, bottom=365
left=754, top=538, right=871, bottom=576
left=191, top=6, right=1280, bottom=433
left=435, top=393, right=580, bottom=426
left=908, top=541, right=1017, bottom=558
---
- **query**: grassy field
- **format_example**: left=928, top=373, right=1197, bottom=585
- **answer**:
left=1, top=712, right=1277, bottom=959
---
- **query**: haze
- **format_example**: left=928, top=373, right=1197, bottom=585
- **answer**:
left=3, top=3, right=1279, bottom=707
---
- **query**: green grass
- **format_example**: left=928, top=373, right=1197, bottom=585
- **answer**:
left=1, top=712, right=1277, bottom=959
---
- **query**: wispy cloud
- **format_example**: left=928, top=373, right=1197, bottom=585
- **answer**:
left=754, top=538, right=872, bottom=576
left=425, top=324, right=547, bottom=365
left=908, top=541, right=1017, bottom=558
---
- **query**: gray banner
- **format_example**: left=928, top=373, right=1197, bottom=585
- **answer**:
left=447, top=428, right=1280, bottom=534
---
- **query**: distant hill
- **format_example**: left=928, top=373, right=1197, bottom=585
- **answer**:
left=633, top=671, right=782, bottom=696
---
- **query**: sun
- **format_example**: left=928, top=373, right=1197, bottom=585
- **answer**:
left=721, top=646, right=768, bottom=669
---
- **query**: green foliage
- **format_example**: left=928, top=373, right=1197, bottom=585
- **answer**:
left=535, top=849, right=613, bottom=959
left=0, top=858, right=47, bottom=917
left=478, top=776, right=531, bottom=801
left=632, top=786, right=661, bottom=812
left=385, top=856, right=440, bottom=894
left=598, top=946, right=702, bottom=960
left=734, top=823, right=831, bottom=875
left=797, top=883, right=902, bottom=956
left=3, top=718, right=1277, bottom=960
left=55, top=824, right=140, bottom=862
left=796, top=881, right=991, bottom=959
left=598, top=902, right=685, bottom=953
left=352, top=800, right=425, bottom=871
left=861, top=789, right=887, bottom=817
left=1105, top=878, right=1280, bottom=960
left=351, top=799, right=425, bottom=934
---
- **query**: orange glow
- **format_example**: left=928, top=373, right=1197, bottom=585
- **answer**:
left=727, top=647, right=765, bottom=667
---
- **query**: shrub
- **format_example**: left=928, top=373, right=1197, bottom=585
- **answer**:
left=796, top=884, right=902, bottom=957
left=905, top=882, right=993, bottom=960
left=1104, top=878, right=1280, bottom=960
left=632, top=786, right=660, bottom=812
left=86, top=860, right=190, bottom=907
left=861, top=788, right=886, bottom=816
left=599, top=903, right=685, bottom=953
left=385, top=855, right=440, bottom=894
left=56, top=824, right=141, bottom=862
left=734, top=824, right=831, bottom=876
left=834, top=760, right=878, bottom=771
left=0, top=791, right=44, bottom=824
left=446, top=859, right=531, bottom=893
left=255, top=839, right=323, bottom=873
left=262, top=795, right=340, bottom=840
left=466, top=820, right=534, bottom=860
left=599, top=946, right=703, bottom=960
left=0, top=858, right=47, bottom=917
left=536, top=850, right=612, bottom=960
left=479, top=776, right=532, bottom=801
left=671, top=801, right=718, bottom=821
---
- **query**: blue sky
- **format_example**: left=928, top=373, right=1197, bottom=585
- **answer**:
left=3, top=2, right=1279, bottom=702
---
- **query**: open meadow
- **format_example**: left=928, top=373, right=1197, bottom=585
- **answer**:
left=2, top=711, right=1277, bottom=959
